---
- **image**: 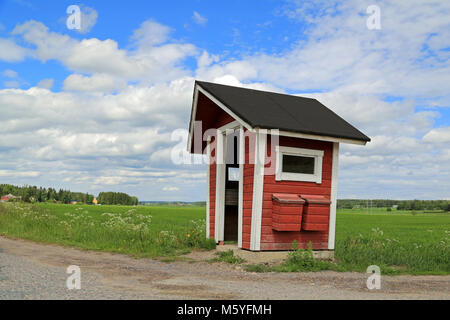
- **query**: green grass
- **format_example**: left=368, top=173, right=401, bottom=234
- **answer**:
left=211, top=250, right=245, bottom=264
left=247, top=209, right=450, bottom=275
left=246, top=242, right=338, bottom=273
left=0, top=202, right=215, bottom=258
left=334, top=208, right=450, bottom=274
left=0, top=203, right=448, bottom=274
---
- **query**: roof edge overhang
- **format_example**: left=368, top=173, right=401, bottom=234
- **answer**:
left=187, top=81, right=369, bottom=153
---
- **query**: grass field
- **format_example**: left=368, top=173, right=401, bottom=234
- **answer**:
left=334, top=208, right=449, bottom=274
left=0, top=202, right=215, bottom=258
left=0, top=202, right=448, bottom=274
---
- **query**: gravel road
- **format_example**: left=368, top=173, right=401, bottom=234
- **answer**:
left=0, top=236, right=448, bottom=300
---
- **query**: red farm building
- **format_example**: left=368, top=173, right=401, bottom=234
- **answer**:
left=187, top=81, right=370, bottom=253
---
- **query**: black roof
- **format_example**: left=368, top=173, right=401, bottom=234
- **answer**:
left=196, top=81, right=370, bottom=143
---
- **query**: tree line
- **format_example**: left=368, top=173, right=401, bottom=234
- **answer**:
left=337, top=199, right=450, bottom=211
left=0, top=184, right=138, bottom=206
left=97, top=192, right=139, bottom=206
left=0, top=184, right=94, bottom=204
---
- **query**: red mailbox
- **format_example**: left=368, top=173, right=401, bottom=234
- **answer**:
left=272, top=194, right=305, bottom=231
left=300, top=195, right=331, bottom=231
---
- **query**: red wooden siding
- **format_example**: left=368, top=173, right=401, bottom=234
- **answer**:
left=241, top=130, right=255, bottom=250
left=191, top=92, right=235, bottom=153
left=260, top=135, right=333, bottom=250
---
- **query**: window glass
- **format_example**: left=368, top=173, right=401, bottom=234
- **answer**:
left=228, top=167, right=240, bottom=181
left=282, top=155, right=315, bottom=174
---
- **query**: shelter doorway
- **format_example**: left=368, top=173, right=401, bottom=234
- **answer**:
left=223, top=131, right=240, bottom=242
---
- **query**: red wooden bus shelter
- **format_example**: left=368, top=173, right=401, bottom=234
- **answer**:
left=188, top=81, right=370, bottom=253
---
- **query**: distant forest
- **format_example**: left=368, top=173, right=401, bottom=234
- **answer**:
left=0, top=184, right=138, bottom=205
left=1, top=183, right=448, bottom=210
left=97, top=192, right=138, bottom=206
left=337, top=199, right=450, bottom=211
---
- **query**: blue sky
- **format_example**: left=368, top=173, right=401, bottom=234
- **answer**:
left=0, top=0, right=449, bottom=201
left=0, top=0, right=307, bottom=89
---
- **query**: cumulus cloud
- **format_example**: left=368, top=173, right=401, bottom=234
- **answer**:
left=12, top=20, right=198, bottom=81
left=0, top=1, right=449, bottom=200
left=131, top=20, right=172, bottom=47
left=0, top=39, right=27, bottom=62
left=63, top=73, right=125, bottom=92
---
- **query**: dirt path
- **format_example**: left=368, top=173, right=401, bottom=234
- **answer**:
left=0, top=236, right=448, bottom=300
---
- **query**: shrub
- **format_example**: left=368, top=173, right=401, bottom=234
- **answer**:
left=273, top=241, right=336, bottom=272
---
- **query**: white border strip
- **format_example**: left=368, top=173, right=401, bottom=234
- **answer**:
left=205, top=140, right=210, bottom=239
left=250, top=130, right=266, bottom=251
left=214, top=131, right=226, bottom=242
left=328, top=142, right=339, bottom=250
left=238, top=126, right=244, bottom=248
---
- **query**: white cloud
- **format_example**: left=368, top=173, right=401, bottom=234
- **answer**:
left=1, top=2, right=449, bottom=200
left=131, top=20, right=171, bottom=47
left=423, top=127, right=450, bottom=145
left=2, top=69, right=18, bottom=78
left=162, top=186, right=179, bottom=191
left=37, top=78, right=54, bottom=89
left=0, top=170, right=40, bottom=177
left=193, top=11, right=208, bottom=26
left=78, top=6, right=98, bottom=34
left=12, top=20, right=198, bottom=81
left=63, top=73, right=125, bottom=92
left=0, top=39, right=27, bottom=62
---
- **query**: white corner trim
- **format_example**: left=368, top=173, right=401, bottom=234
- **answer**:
left=275, top=146, right=324, bottom=184
left=215, top=132, right=226, bottom=243
left=250, top=130, right=266, bottom=251
left=238, top=126, right=244, bottom=248
left=328, top=142, right=339, bottom=250
left=206, top=141, right=211, bottom=239
left=187, top=86, right=200, bottom=153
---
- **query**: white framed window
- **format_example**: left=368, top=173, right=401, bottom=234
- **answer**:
left=275, top=146, right=324, bottom=184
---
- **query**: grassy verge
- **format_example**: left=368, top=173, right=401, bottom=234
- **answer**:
left=245, top=242, right=339, bottom=273
left=0, top=203, right=448, bottom=274
left=211, top=250, right=245, bottom=264
left=246, top=210, right=450, bottom=275
left=334, top=210, right=450, bottom=274
left=0, top=202, right=215, bottom=258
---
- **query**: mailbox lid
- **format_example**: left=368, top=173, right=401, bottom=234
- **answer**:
left=300, top=194, right=331, bottom=205
left=272, top=193, right=305, bottom=204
